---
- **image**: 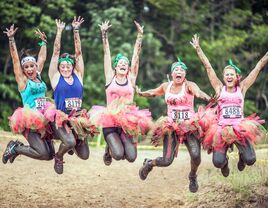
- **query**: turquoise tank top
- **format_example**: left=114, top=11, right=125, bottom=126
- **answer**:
left=19, top=78, right=47, bottom=109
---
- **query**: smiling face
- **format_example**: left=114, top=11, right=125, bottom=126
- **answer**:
left=171, top=66, right=186, bottom=84
left=22, top=62, right=38, bottom=80
left=223, top=66, right=238, bottom=88
left=115, top=59, right=129, bottom=76
left=59, top=61, right=74, bottom=78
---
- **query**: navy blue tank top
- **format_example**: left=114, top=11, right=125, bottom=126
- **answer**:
left=54, top=73, right=83, bottom=114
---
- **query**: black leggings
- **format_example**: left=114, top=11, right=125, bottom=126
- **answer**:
left=73, top=136, right=90, bottom=160
left=51, top=122, right=76, bottom=158
left=154, top=133, right=201, bottom=176
left=212, top=138, right=256, bottom=168
left=15, top=131, right=54, bottom=160
left=103, top=127, right=137, bottom=162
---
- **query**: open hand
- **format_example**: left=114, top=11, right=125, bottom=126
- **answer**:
left=98, top=20, right=112, bottom=33
left=55, top=19, right=65, bottom=32
left=3, top=24, right=18, bottom=38
left=72, top=16, right=84, bottom=30
left=190, top=34, right=200, bottom=49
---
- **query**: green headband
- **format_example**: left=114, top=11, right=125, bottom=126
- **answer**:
left=171, top=57, right=188, bottom=72
left=112, top=53, right=129, bottom=68
left=58, top=55, right=74, bottom=65
left=228, top=59, right=241, bottom=74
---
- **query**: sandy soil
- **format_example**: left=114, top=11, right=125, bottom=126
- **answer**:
left=0, top=131, right=267, bottom=208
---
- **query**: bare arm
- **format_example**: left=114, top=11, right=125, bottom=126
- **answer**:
left=99, top=21, right=113, bottom=85
left=240, top=52, right=268, bottom=95
left=4, top=25, right=26, bottom=91
left=130, top=21, right=143, bottom=85
left=35, top=29, right=47, bottom=73
left=48, top=19, right=65, bottom=87
left=187, top=81, right=211, bottom=101
left=136, top=83, right=167, bottom=97
left=72, top=16, right=84, bottom=79
left=190, top=34, right=223, bottom=95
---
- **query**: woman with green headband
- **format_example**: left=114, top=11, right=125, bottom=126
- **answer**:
left=137, top=58, right=211, bottom=193
left=90, top=20, right=151, bottom=166
left=191, top=34, right=268, bottom=176
left=48, top=17, right=97, bottom=174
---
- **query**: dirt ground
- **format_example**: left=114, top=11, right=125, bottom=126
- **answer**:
left=0, top=131, right=268, bottom=208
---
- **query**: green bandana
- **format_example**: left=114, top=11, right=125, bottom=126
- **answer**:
left=171, top=57, right=188, bottom=72
left=58, top=55, right=74, bottom=65
left=228, top=59, right=241, bottom=74
left=112, top=53, right=129, bottom=68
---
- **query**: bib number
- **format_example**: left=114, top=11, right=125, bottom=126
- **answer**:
left=35, top=98, right=46, bottom=110
left=65, top=98, right=82, bottom=111
left=171, top=110, right=190, bottom=122
left=222, top=106, right=242, bottom=118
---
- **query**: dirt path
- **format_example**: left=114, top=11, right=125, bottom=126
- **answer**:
left=0, top=132, right=267, bottom=208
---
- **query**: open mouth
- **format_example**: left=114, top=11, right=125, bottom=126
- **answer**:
left=227, top=79, right=233, bottom=83
left=120, top=68, right=126, bottom=71
left=27, top=72, right=34, bottom=77
left=176, top=74, right=182, bottom=80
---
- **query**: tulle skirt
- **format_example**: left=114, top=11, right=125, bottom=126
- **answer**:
left=202, top=114, right=267, bottom=152
left=149, top=105, right=217, bottom=147
left=9, top=102, right=57, bottom=137
left=89, top=98, right=152, bottom=137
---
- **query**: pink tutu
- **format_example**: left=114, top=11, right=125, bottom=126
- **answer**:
left=203, top=114, right=267, bottom=152
left=149, top=105, right=217, bottom=147
left=8, top=101, right=58, bottom=137
left=89, top=98, right=152, bottom=137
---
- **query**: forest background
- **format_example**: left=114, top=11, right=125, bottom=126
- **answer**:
left=0, top=0, right=268, bottom=131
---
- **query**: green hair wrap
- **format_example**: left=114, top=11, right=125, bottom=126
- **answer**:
left=58, top=55, right=74, bottom=65
left=112, top=53, right=129, bottom=68
left=171, top=57, right=188, bottom=72
left=228, top=59, right=241, bottom=74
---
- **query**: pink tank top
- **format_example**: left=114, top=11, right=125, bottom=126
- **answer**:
left=165, top=81, right=194, bottom=123
left=218, top=86, right=244, bottom=125
left=105, top=76, right=134, bottom=105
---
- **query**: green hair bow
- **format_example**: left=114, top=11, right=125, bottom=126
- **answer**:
left=228, top=59, right=241, bottom=74
left=58, top=55, right=74, bottom=65
left=112, top=53, right=129, bottom=68
left=171, top=57, right=188, bottom=72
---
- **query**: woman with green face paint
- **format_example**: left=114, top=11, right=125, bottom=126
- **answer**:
left=137, top=58, right=211, bottom=193
left=89, top=20, right=152, bottom=166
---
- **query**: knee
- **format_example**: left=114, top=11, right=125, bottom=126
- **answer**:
left=64, top=137, right=76, bottom=149
left=191, top=154, right=201, bottom=166
left=213, top=154, right=226, bottom=168
left=125, top=152, right=137, bottom=163
left=77, top=150, right=90, bottom=160
left=244, top=154, right=256, bottom=166
left=111, top=149, right=124, bottom=160
left=162, top=157, right=174, bottom=167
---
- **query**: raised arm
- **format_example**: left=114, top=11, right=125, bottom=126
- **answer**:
left=136, top=83, right=167, bottom=97
left=187, top=81, right=211, bottom=102
left=190, top=34, right=223, bottom=95
left=130, top=21, right=143, bottom=84
left=35, top=29, right=47, bottom=73
left=4, top=25, right=26, bottom=91
left=48, top=19, right=65, bottom=84
left=240, top=52, right=268, bottom=95
left=72, top=16, right=85, bottom=79
left=99, top=21, right=113, bottom=85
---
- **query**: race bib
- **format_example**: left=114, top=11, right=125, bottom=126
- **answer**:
left=65, top=98, right=82, bottom=110
left=35, top=98, right=46, bottom=110
left=222, top=106, right=242, bottom=118
left=171, top=109, right=190, bottom=122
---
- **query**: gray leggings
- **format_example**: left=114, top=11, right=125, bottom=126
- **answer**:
left=103, top=127, right=137, bottom=162
left=15, top=130, right=54, bottom=160
left=51, top=122, right=89, bottom=160
left=212, top=138, right=256, bottom=168
left=154, top=132, right=201, bottom=175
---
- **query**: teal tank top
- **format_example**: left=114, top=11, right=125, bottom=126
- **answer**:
left=19, top=79, right=47, bottom=109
